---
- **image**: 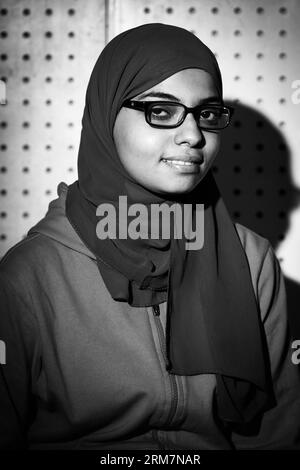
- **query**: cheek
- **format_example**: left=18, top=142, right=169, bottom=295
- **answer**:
left=114, top=114, right=165, bottom=165
left=204, top=133, right=221, bottom=160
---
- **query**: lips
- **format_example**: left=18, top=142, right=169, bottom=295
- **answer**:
left=161, top=156, right=203, bottom=174
left=162, top=155, right=204, bottom=164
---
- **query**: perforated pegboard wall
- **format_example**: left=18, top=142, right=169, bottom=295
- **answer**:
left=0, top=0, right=300, bottom=286
left=0, top=0, right=106, bottom=254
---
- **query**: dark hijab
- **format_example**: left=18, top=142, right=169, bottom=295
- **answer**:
left=66, top=23, right=275, bottom=425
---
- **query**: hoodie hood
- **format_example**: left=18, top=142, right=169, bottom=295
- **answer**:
left=27, top=182, right=96, bottom=260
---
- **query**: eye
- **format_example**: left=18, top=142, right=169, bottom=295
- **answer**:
left=200, top=108, right=221, bottom=122
left=150, top=105, right=173, bottom=121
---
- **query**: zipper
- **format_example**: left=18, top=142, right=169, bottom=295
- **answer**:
left=152, top=304, right=179, bottom=427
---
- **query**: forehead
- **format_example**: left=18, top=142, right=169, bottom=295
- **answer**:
left=134, top=68, right=219, bottom=104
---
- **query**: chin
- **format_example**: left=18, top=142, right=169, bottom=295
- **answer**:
left=154, top=181, right=198, bottom=196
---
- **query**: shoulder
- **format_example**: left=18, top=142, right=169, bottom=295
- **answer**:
left=235, top=222, right=274, bottom=273
left=235, top=223, right=285, bottom=324
left=234, top=223, right=280, bottom=303
left=235, top=222, right=270, bottom=262
left=0, top=233, right=62, bottom=297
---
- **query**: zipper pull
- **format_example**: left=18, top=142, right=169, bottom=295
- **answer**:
left=153, top=304, right=160, bottom=316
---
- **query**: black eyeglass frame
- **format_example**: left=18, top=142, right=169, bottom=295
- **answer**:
left=122, top=99, right=235, bottom=130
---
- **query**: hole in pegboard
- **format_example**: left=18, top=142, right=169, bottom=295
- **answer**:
left=279, top=142, right=287, bottom=151
left=233, top=166, right=241, bottom=174
left=22, top=31, right=31, bottom=38
left=278, top=189, right=287, bottom=196
left=255, top=166, right=264, bottom=174
left=233, top=189, right=241, bottom=196
left=233, top=143, right=241, bottom=151
left=279, top=7, right=287, bottom=14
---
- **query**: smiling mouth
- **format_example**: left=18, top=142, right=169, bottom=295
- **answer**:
left=161, top=158, right=203, bottom=173
left=162, top=159, right=197, bottom=166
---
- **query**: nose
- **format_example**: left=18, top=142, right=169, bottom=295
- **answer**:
left=174, top=112, right=205, bottom=148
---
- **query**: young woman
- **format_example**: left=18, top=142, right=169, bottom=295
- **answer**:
left=0, top=23, right=299, bottom=450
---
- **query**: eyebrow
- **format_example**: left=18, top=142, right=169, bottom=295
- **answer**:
left=136, top=91, right=221, bottom=105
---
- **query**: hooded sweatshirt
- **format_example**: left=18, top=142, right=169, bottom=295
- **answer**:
left=0, top=181, right=299, bottom=450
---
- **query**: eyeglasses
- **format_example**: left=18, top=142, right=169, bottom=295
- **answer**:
left=122, top=100, right=234, bottom=130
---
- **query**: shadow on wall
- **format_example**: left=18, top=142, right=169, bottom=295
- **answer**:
left=214, top=101, right=300, bottom=341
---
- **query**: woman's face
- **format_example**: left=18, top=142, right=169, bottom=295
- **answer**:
left=113, top=68, right=221, bottom=195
